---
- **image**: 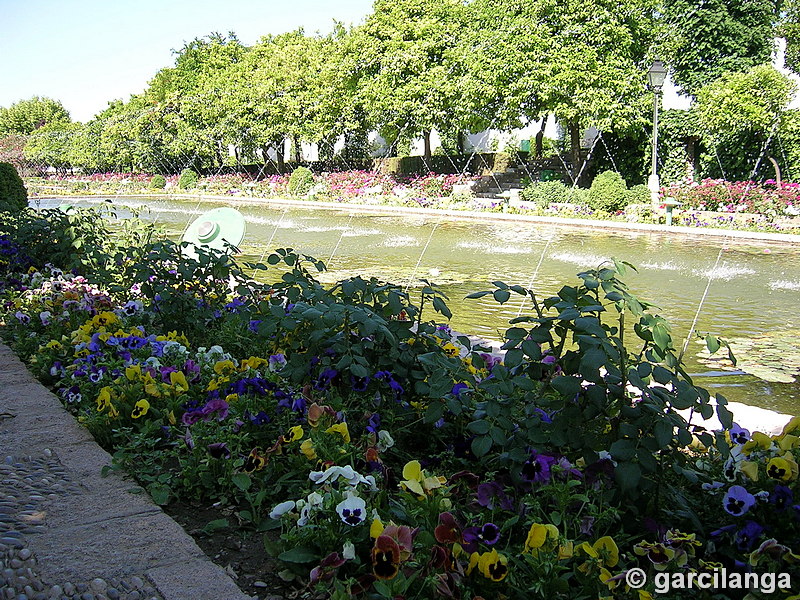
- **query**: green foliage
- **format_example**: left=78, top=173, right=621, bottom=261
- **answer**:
left=782, top=0, right=800, bottom=74
left=520, top=180, right=569, bottom=208
left=694, top=65, right=795, bottom=180
left=288, top=166, right=314, bottom=196
left=178, top=169, right=198, bottom=190
left=0, top=96, right=71, bottom=136
left=149, top=174, right=166, bottom=189
left=625, top=184, right=651, bottom=205
left=663, top=0, right=783, bottom=97
left=587, top=170, right=630, bottom=213
left=0, top=162, right=28, bottom=211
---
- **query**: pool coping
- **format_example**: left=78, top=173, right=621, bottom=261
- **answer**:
left=33, top=193, right=800, bottom=245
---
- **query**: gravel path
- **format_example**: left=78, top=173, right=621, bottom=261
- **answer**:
left=0, top=343, right=253, bottom=600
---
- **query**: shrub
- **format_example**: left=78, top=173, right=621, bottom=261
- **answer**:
left=178, top=169, right=198, bottom=190
left=0, top=162, right=28, bottom=211
left=520, top=180, right=569, bottom=208
left=626, top=183, right=651, bottom=205
left=588, top=170, right=629, bottom=212
left=288, top=166, right=314, bottom=196
left=149, top=174, right=166, bottom=189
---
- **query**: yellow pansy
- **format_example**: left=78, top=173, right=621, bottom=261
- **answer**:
left=523, top=523, right=559, bottom=555
left=300, top=439, right=317, bottom=460
left=599, top=567, right=617, bottom=590
left=777, top=434, right=800, bottom=451
left=240, top=356, right=268, bottom=371
left=767, top=454, right=798, bottom=482
left=131, top=399, right=150, bottom=419
left=91, top=311, right=119, bottom=329
left=169, top=370, right=189, bottom=393
left=477, top=549, right=508, bottom=582
left=779, top=416, right=800, bottom=439
left=45, top=340, right=62, bottom=350
left=168, top=410, right=176, bottom=425
left=740, top=460, right=759, bottom=481
left=742, top=432, right=773, bottom=454
left=399, top=460, right=446, bottom=498
left=285, top=425, right=304, bottom=442
left=143, top=373, right=161, bottom=397
left=370, top=518, right=385, bottom=538
left=225, top=393, right=239, bottom=403
left=213, top=360, right=236, bottom=376
left=125, top=364, right=142, bottom=381
left=95, top=387, right=113, bottom=412
left=326, top=422, right=351, bottom=444
left=441, top=342, right=460, bottom=358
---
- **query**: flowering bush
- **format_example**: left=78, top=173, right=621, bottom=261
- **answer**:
left=662, top=178, right=800, bottom=218
left=1, top=212, right=799, bottom=599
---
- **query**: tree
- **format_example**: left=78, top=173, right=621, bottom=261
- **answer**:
left=694, top=64, right=796, bottom=179
left=350, top=0, right=474, bottom=161
left=0, top=96, right=70, bottom=136
left=781, top=0, right=800, bottom=74
left=511, top=0, right=657, bottom=182
left=663, top=0, right=783, bottom=97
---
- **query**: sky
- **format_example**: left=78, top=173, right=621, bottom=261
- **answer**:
left=0, top=0, right=376, bottom=122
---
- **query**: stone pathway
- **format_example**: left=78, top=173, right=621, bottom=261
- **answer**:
left=0, top=344, right=253, bottom=600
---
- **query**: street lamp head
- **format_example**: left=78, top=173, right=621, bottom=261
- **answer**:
left=647, top=59, right=668, bottom=92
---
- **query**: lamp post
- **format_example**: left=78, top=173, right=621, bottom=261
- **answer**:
left=647, top=60, right=668, bottom=209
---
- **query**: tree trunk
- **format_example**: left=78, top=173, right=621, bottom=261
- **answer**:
left=457, top=130, right=465, bottom=155
left=276, top=138, right=286, bottom=173
left=568, top=120, right=582, bottom=183
left=423, top=130, right=432, bottom=162
left=293, top=135, right=302, bottom=163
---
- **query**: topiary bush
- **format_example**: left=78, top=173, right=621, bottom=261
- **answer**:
left=149, top=175, right=166, bottom=190
left=0, top=162, right=28, bottom=212
left=626, top=183, right=651, bottom=205
left=178, top=169, right=198, bottom=190
left=288, top=166, right=314, bottom=196
left=520, top=180, right=569, bottom=208
left=587, top=170, right=629, bottom=213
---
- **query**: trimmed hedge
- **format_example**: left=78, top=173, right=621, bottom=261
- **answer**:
left=0, top=162, right=28, bottom=212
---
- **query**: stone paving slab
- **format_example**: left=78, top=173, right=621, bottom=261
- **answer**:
left=0, top=342, right=253, bottom=600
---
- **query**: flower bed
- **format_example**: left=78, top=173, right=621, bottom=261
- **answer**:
left=1, top=207, right=799, bottom=599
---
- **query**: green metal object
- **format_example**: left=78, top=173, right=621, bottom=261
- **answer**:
left=58, top=203, right=74, bottom=214
left=520, top=139, right=531, bottom=153
left=182, top=207, right=246, bottom=255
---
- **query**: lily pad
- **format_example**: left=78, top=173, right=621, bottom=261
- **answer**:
left=696, top=329, right=800, bottom=384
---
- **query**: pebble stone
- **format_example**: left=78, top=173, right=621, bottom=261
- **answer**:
left=0, top=453, right=164, bottom=600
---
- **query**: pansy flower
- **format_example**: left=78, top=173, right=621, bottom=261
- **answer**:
left=131, top=399, right=150, bottom=419
left=735, top=520, right=764, bottom=552
left=434, top=512, right=462, bottom=544
left=336, top=493, right=366, bottom=526
left=462, top=523, right=500, bottom=552
left=399, top=460, right=446, bottom=498
left=766, top=454, right=798, bottom=482
left=633, top=541, right=679, bottom=571
left=372, top=535, right=401, bottom=580
left=729, top=423, right=751, bottom=445
left=326, top=422, right=351, bottom=444
left=476, top=549, right=508, bottom=582
left=243, top=448, right=266, bottom=473
left=310, top=551, right=346, bottom=584
left=521, top=450, right=555, bottom=483
left=770, top=485, right=793, bottom=511
left=207, top=442, right=230, bottom=459
left=523, top=523, right=559, bottom=556
left=269, top=500, right=295, bottom=520
left=723, top=485, right=756, bottom=516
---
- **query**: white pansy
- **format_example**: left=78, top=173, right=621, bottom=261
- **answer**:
left=377, top=430, right=395, bottom=451
left=269, top=500, right=295, bottom=519
left=342, top=541, right=356, bottom=560
left=336, top=492, right=366, bottom=526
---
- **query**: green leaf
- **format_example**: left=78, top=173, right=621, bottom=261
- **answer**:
left=467, top=420, right=490, bottom=435
left=232, top=472, right=252, bottom=492
left=551, top=375, right=581, bottom=398
left=148, top=483, right=170, bottom=506
left=706, top=335, right=721, bottom=354
left=609, top=439, right=637, bottom=461
left=278, top=546, right=319, bottom=564
left=654, top=421, right=673, bottom=448
left=615, top=461, right=641, bottom=493
left=471, top=435, right=492, bottom=458
left=493, top=289, right=511, bottom=304
left=202, top=518, right=230, bottom=534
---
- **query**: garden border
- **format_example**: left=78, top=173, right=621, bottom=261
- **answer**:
left=0, top=342, right=253, bottom=600
left=35, top=193, right=800, bottom=245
